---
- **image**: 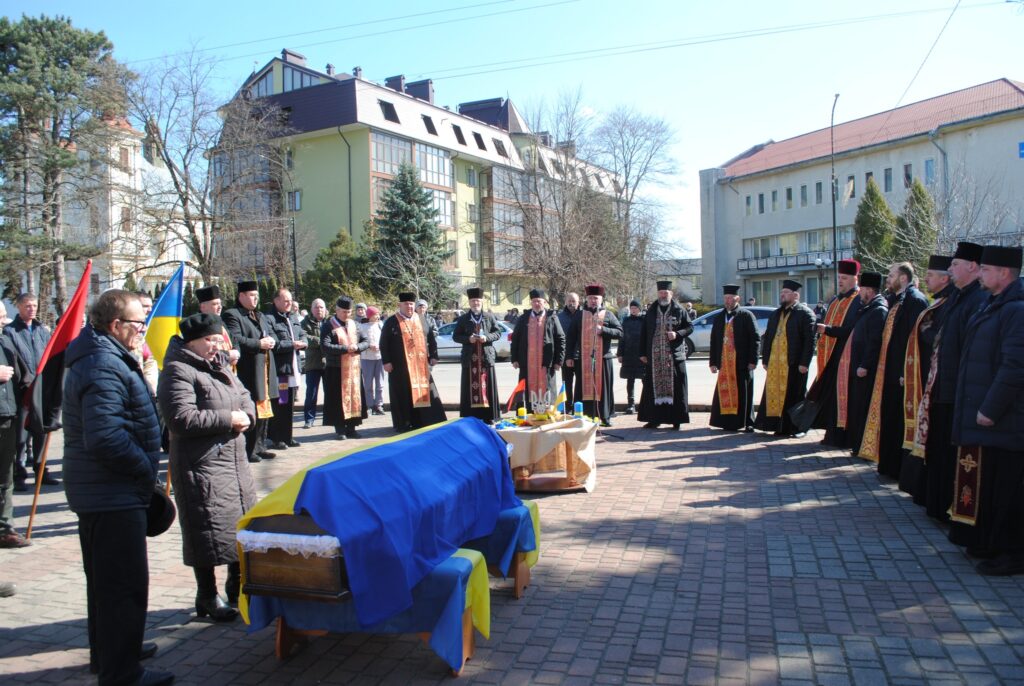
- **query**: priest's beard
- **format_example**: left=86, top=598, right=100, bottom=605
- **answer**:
left=658, top=297, right=670, bottom=307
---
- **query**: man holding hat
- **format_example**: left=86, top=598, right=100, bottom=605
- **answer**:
left=638, top=281, right=693, bottom=429
left=380, top=292, right=446, bottom=432
left=837, top=271, right=888, bottom=455
left=565, top=284, right=622, bottom=426
left=617, top=300, right=646, bottom=414
left=858, top=262, right=928, bottom=477
left=948, top=245, right=1024, bottom=575
left=265, top=288, right=308, bottom=450
left=321, top=297, right=368, bottom=439
left=755, top=280, right=815, bottom=437
left=197, top=286, right=240, bottom=367
left=222, top=281, right=279, bottom=463
left=803, top=259, right=863, bottom=445
left=708, top=284, right=759, bottom=432
left=510, top=288, right=566, bottom=412
left=452, top=287, right=503, bottom=423
left=924, top=241, right=988, bottom=522
left=899, top=255, right=956, bottom=500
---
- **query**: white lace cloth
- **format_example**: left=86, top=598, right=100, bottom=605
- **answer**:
left=236, top=529, right=341, bottom=559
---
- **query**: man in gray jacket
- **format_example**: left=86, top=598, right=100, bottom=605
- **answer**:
left=0, top=326, right=29, bottom=549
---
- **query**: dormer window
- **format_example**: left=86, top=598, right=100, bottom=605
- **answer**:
left=422, top=115, right=437, bottom=135
left=452, top=125, right=466, bottom=145
left=473, top=132, right=486, bottom=151
left=379, top=100, right=400, bottom=123
left=492, top=139, right=508, bottom=157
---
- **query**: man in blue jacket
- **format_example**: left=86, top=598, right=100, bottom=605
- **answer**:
left=63, top=289, right=172, bottom=686
left=949, top=245, right=1024, bottom=576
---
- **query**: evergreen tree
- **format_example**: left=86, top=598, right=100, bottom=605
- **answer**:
left=852, top=178, right=898, bottom=273
left=369, top=163, right=455, bottom=305
left=897, top=179, right=939, bottom=277
left=302, top=230, right=373, bottom=307
left=122, top=273, right=138, bottom=292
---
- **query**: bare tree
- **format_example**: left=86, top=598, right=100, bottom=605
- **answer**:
left=934, top=157, right=1023, bottom=248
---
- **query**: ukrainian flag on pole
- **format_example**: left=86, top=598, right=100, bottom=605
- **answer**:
left=555, top=382, right=567, bottom=414
left=145, top=262, right=184, bottom=370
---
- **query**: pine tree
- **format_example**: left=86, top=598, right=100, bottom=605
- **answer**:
left=369, top=163, right=455, bottom=305
left=853, top=178, right=898, bottom=273
left=122, top=273, right=138, bottom=292
left=302, top=230, right=373, bottom=306
left=897, top=179, right=939, bottom=277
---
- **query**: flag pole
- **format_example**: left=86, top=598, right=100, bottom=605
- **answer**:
left=25, top=431, right=54, bottom=540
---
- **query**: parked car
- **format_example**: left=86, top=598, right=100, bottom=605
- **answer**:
left=436, top=320, right=514, bottom=361
left=685, top=306, right=776, bottom=356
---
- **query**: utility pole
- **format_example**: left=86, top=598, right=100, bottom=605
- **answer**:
left=830, top=93, right=840, bottom=296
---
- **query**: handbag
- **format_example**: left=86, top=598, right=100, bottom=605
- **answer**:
left=146, top=483, right=177, bottom=537
left=787, top=399, right=820, bottom=434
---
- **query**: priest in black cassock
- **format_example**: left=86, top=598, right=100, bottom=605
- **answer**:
left=379, top=291, right=446, bottom=433
left=638, top=281, right=693, bottom=430
left=755, top=280, right=815, bottom=436
left=803, top=259, right=862, bottom=445
left=452, top=287, right=502, bottom=423
left=841, top=271, right=888, bottom=454
left=320, top=296, right=369, bottom=439
left=708, top=284, right=759, bottom=432
left=510, top=288, right=565, bottom=412
left=566, top=284, right=622, bottom=426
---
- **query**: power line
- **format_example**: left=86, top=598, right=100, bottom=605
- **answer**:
left=125, top=0, right=522, bottom=64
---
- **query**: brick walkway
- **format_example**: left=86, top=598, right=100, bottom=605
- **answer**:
left=2, top=414, right=1023, bottom=685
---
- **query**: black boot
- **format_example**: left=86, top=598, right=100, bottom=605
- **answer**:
left=225, top=562, right=241, bottom=606
left=194, top=567, right=238, bottom=621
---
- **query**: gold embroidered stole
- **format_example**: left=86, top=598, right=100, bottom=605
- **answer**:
left=902, top=298, right=945, bottom=451
left=911, top=331, right=943, bottom=458
left=816, top=291, right=858, bottom=380
left=580, top=309, right=607, bottom=401
left=858, top=301, right=901, bottom=462
left=835, top=327, right=855, bottom=429
left=951, top=445, right=982, bottom=525
left=253, top=313, right=274, bottom=419
left=526, top=312, right=547, bottom=397
left=716, top=318, right=739, bottom=415
left=398, top=314, right=432, bottom=408
left=469, top=317, right=489, bottom=408
left=333, top=317, right=362, bottom=417
left=765, top=310, right=791, bottom=418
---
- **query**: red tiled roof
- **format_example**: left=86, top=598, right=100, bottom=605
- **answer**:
left=723, top=79, right=1024, bottom=178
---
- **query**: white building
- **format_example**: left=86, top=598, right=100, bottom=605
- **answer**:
left=700, top=79, right=1024, bottom=307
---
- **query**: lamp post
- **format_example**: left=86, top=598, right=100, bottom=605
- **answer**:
left=815, top=256, right=832, bottom=303
left=830, top=93, right=840, bottom=296
left=290, top=215, right=299, bottom=303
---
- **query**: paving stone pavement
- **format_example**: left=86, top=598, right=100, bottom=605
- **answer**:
left=2, top=412, right=1024, bottom=685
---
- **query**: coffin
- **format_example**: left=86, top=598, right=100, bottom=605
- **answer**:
left=239, top=514, right=350, bottom=603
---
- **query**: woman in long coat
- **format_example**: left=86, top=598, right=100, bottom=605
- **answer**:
left=158, top=313, right=257, bottom=622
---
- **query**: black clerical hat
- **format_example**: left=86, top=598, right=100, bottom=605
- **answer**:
left=656, top=280, right=672, bottom=291
left=529, top=288, right=546, bottom=300
left=980, top=245, right=1023, bottom=270
left=466, top=287, right=484, bottom=299
left=860, top=271, right=883, bottom=290
left=781, top=279, right=802, bottom=291
left=336, top=296, right=353, bottom=309
left=237, top=280, right=258, bottom=293
left=195, top=285, right=220, bottom=303
left=722, top=284, right=740, bottom=295
left=927, top=255, right=953, bottom=271
left=398, top=292, right=416, bottom=303
left=953, top=241, right=983, bottom=263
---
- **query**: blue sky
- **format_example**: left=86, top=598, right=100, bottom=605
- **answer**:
left=13, top=0, right=1024, bottom=255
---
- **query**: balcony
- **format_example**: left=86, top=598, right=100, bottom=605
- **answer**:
left=737, top=249, right=854, bottom=273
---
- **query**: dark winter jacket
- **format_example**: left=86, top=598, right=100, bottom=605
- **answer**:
left=762, top=302, right=816, bottom=368
left=951, top=278, right=1024, bottom=450
left=848, top=294, right=888, bottom=372
left=0, top=332, right=28, bottom=419
left=300, top=314, right=326, bottom=372
left=935, top=279, right=988, bottom=404
left=709, top=307, right=759, bottom=370
left=221, top=304, right=278, bottom=402
left=158, top=337, right=257, bottom=567
left=452, top=311, right=503, bottom=366
left=265, top=306, right=306, bottom=379
left=618, top=313, right=646, bottom=379
left=3, top=317, right=50, bottom=386
left=62, top=324, right=162, bottom=514
left=638, top=300, right=694, bottom=363
left=557, top=307, right=578, bottom=368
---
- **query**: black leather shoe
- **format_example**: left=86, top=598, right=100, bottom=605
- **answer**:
left=672, top=424, right=680, bottom=431
left=257, top=451, right=276, bottom=460
left=141, top=641, right=158, bottom=660
left=36, top=468, right=60, bottom=486
left=625, top=404, right=636, bottom=414
left=643, top=422, right=660, bottom=429
left=286, top=440, right=300, bottom=448
left=977, top=554, right=1024, bottom=576
left=225, top=576, right=240, bottom=606
left=247, top=454, right=262, bottom=463
left=12, top=478, right=26, bottom=493
left=335, top=432, right=347, bottom=440
left=345, top=428, right=361, bottom=439
left=133, top=668, right=175, bottom=686
left=0, top=581, right=15, bottom=597
left=195, top=594, right=238, bottom=622
left=269, top=441, right=288, bottom=450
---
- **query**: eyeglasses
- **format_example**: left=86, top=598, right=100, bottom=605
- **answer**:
left=119, top=319, right=147, bottom=330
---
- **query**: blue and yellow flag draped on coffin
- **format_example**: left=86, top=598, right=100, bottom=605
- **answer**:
left=237, top=418, right=526, bottom=629
left=144, top=262, right=184, bottom=370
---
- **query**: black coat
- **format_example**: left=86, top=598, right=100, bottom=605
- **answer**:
left=762, top=303, right=816, bottom=368
left=321, top=317, right=368, bottom=368
left=452, top=311, right=503, bottom=366
left=510, top=309, right=566, bottom=370
left=62, top=325, right=162, bottom=514
left=221, top=305, right=278, bottom=402
left=618, top=314, right=646, bottom=378
left=0, top=331, right=28, bottom=419
left=380, top=314, right=440, bottom=364
left=566, top=306, right=623, bottom=361
left=265, top=307, right=306, bottom=378
left=883, top=285, right=929, bottom=386
left=709, top=307, right=759, bottom=369
left=848, top=295, right=889, bottom=372
left=952, top=278, right=1024, bottom=449
left=639, top=300, right=693, bottom=363
left=556, top=308, right=578, bottom=366
left=935, top=279, right=989, bottom=404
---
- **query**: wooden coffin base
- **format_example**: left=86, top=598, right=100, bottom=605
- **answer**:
left=274, top=608, right=476, bottom=677
left=487, top=551, right=531, bottom=599
left=513, top=466, right=585, bottom=493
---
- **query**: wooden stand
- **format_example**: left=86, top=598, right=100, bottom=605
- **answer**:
left=514, top=442, right=584, bottom=493
left=418, top=606, right=476, bottom=677
left=487, top=551, right=531, bottom=599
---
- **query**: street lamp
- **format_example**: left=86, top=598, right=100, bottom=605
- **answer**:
left=815, top=256, right=832, bottom=302
left=830, top=93, right=840, bottom=296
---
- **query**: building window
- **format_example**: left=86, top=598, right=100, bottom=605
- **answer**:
left=472, top=132, right=486, bottom=151
left=815, top=181, right=823, bottom=204
left=252, top=71, right=273, bottom=97
left=466, top=168, right=477, bottom=187
left=800, top=185, right=808, bottom=207
left=119, top=146, right=130, bottom=168
left=422, top=115, right=438, bottom=135
left=492, top=139, right=509, bottom=157
left=903, top=163, right=913, bottom=188
left=120, top=206, right=131, bottom=234
left=282, top=66, right=318, bottom=92
left=287, top=190, right=301, bottom=211
left=452, top=125, right=466, bottom=145
left=847, top=175, right=856, bottom=199
left=491, top=283, right=499, bottom=303
left=285, top=149, right=294, bottom=170
left=771, top=190, right=778, bottom=212
left=371, top=176, right=394, bottom=212
left=925, top=158, right=936, bottom=186
left=758, top=193, right=765, bottom=214
left=371, top=132, right=412, bottom=175
left=468, top=204, right=479, bottom=223
left=429, top=189, right=452, bottom=226
left=745, top=195, right=752, bottom=216
left=468, top=242, right=478, bottom=261
left=884, top=167, right=893, bottom=192
left=551, top=158, right=564, bottom=175
left=865, top=171, right=873, bottom=186
left=538, top=157, right=549, bottom=175
left=417, top=143, right=452, bottom=188
left=445, top=239, right=458, bottom=269
left=378, top=100, right=400, bottom=124
left=785, top=187, right=793, bottom=210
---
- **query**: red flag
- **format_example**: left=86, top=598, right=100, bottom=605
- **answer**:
left=26, top=260, right=92, bottom=434
left=505, top=377, right=526, bottom=412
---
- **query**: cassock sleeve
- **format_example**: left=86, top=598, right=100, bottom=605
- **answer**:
left=602, top=311, right=623, bottom=339
left=858, top=308, right=887, bottom=371
left=709, top=315, right=723, bottom=368
left=798, top=308, right=815, bottom=367
left=979, top=306, right=1024, bottom=422
left=379, top=319, right=395, bottom=366
left=551, top=316, right=566, bottom=368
